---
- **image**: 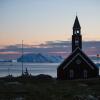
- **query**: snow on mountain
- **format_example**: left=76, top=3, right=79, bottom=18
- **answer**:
left=17, top=53, right=63, bottom=63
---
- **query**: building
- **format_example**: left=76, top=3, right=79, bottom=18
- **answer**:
left=57, top=16, right=99, bottom=80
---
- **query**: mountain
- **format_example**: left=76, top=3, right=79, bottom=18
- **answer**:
left=17, top=53, right=63, bottom=63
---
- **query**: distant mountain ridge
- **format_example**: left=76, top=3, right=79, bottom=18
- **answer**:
left=17, top=53, right=63, bottom=63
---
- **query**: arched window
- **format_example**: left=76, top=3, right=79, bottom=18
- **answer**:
left=75, top=40, right=79, bottom=45
left=83, top=70, right=88, bottom=79
left=75, top=37, right=79, bottom=46
left=69, top=69, right=74, bottom=79
left=74, top=30, right=77, bottom=34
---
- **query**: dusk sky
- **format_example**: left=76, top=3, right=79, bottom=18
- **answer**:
left=0, top=0, right=100, bottom=46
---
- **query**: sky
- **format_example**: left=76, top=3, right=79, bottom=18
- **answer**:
left=0, top=0, right=100, bottom=46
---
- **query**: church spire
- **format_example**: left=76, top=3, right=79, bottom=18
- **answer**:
left=73, top=16, right=81, bottom=29
left=72, top=16, right=82, bottom=52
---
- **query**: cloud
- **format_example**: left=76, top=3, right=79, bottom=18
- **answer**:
left=0, top=41, right=100, bottom=59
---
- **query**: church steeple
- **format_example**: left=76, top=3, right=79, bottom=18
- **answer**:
left=72, top=16, right=82, bottom=52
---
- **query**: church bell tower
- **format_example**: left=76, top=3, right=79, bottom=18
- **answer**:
left=72, top=16, right=82, bottom=52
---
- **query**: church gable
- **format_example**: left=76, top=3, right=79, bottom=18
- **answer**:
left=58, top=47, right=98, bottom=71
left=58, top=47, right=80, bottom=70
left=63, top=53, right=94, bottom=70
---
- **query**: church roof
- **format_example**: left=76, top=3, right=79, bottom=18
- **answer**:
left=73, top=16, right=81, bottom=29
left=58, top=47, right=98, bottom=70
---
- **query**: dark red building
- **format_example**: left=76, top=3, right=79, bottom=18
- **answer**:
left=57, top=16, right=99, bottom=80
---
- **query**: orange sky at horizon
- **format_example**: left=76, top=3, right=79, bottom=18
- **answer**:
left=0, top=32, right=100, bottom=47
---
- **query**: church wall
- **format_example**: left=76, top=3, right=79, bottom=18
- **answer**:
left=57, top=56, right=99, bottom=80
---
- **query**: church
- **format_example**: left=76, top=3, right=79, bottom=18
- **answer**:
left=57, top=16, right=99, bottom=80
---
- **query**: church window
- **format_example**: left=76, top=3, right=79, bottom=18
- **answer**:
left=83, top=70, right=88, bottom=79
left=74, top=30, right=77, bottom=34
left=69, top=69, right=74, bottom=79
left=74, top=30, right=79, bottom=34
left=75, top=39, right=79, bottom=46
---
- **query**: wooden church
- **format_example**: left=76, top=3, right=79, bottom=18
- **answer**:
left=57, top=16, right=99, bottom=80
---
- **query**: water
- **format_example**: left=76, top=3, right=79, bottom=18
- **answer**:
left=0, top=62, right=59, bottom=77
left=0, top=62, right=100, bottom=77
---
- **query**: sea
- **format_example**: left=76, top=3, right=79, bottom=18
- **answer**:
left=0, top=61, right=100, bottom=77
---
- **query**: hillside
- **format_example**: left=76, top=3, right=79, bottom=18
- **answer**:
left=0, top=76, right=100, bottom=100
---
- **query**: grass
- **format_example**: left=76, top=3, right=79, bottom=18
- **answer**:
left=0, top=75, right=100, bottom=100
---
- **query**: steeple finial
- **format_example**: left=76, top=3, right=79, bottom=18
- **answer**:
left=76, top=12, right=77, bottom=16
